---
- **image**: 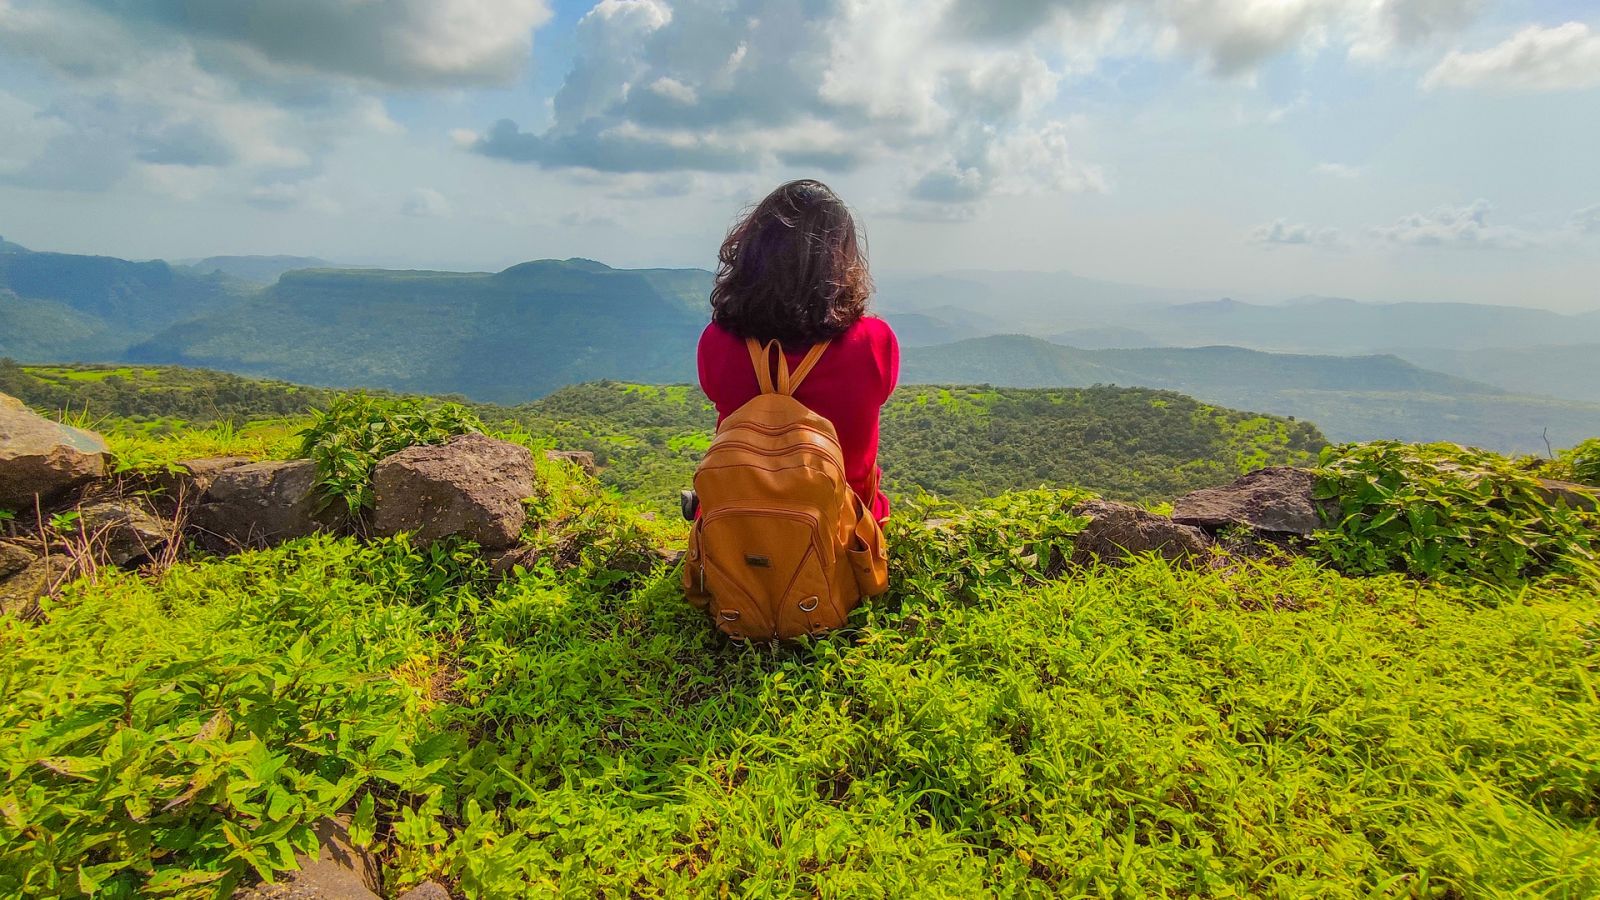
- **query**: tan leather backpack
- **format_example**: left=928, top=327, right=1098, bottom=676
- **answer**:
left=683, top=337, right=890, bottom=640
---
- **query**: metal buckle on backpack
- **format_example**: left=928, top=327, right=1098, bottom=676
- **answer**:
left=798, top=595, right=819, bottom=612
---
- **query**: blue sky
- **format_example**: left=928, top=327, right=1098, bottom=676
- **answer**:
left=1, top=0, right=1597, bottom=310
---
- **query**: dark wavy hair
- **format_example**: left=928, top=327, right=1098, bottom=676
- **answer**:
left=710, top=179, right=872, bottom=345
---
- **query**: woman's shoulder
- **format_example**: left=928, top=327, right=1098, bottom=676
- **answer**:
left=841, top=315, right=897, bottom=348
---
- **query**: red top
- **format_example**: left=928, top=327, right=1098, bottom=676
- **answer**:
left=697, top=316, right=900, bottom=521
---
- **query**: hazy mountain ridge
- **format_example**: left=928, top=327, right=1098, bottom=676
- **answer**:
left=176, top=255, right=335, bottom=284
left=127, top=259, right=712, bottom=403
left=902, top=335, right=1600, bottom=452
left=0, top=247, right=249, bottom=361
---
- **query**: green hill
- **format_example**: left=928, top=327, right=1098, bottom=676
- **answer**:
left=128, top=260, right=713, bottom=403
left=4, top=364, right=1325, bottom=507
left=903, top=335, right=1600, bottom=453
left=499, top=381, right=1324, bottom=505
left=0, top=248, right=247, bottom=362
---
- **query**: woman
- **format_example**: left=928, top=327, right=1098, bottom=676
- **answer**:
left=696, top=179, right=899, bottom=521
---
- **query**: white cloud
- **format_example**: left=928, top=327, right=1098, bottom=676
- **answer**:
left=1250, top=219, right=1341, bottom=246
left=475, top=0, right=1107, bottom=213
left=1370, top=199, right=1524, bottom=247
left=0, top=0, right=526, bottom=198
left=1313, top=161, right=1362, bottom=179
left=17, top=0, right=554, bottom=88
left=1572, top=205, right=1600, bottom=235
left=401, top=187, right=452, bottom=218
left=247, top=180, right=341, bottom=215
left=1423, top=22, right=1600, bottom=91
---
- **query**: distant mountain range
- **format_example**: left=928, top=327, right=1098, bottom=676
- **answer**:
left=176, top=255, right=335, bottom=284
left=2, top=237, right=1598, bottom=453
left=127, top=259, right=712, bottom=402
left=901, top=336, right=1600, bottom=453
left=1386, top=344, right=1600, bottom=405
left=0, top=239, right=248, bottom=361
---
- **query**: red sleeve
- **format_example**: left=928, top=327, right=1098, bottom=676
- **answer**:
left=881, top=321, right=900, bottom=403
left=697, top=323, right=720, bottom=406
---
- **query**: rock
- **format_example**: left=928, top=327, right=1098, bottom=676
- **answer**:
left=153, top=456, right=253, bottom=503
left=237, top=816, right=380, bottom=900
left=1070, top=500, right=1210, bottom=567
left=372, top=434, right=536, bottom=550
left=190, top=460, right=341, bottom=550
left=397, top=883, right=451, bottom=900
left=1536, top=478, right=1599, bottom=513
left=0, top=540, right=35, bottom=581
left=1170, top=467, right=1330, bottom=537
left=79, top=499, right=175, bottom=566
left=545, top=449, right=598, bottom=476
left=0, top=392, right=108, bottom=510
left=489, top=544, right=543, bottom=578
left=0, top=555, right=64, bottom=618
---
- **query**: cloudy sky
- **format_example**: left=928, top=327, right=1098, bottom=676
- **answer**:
left=1, top=0, right=1597, bottom=309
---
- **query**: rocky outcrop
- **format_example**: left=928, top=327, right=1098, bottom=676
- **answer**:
left=1070, top=500, right=1211, bottom=567
left=372, top=434, right=536, bottom=550
left=237, top=816, right=380, bottom=900
left=545, top=449, right=598, bottom=476
left=190, top=460, right=341, bottom=549
left=1536, top=478, right=1599, bottom=513
left=0, top=392, right=107, bottom=510
left=1170, top=466, right=1331, bottom=536
left=79, top=499, right=175, bottom=566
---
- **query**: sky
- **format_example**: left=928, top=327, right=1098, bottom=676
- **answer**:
left=0, top=0, right=1597, bottom=310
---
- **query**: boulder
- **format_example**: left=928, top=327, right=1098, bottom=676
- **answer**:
left=237, top=816, right=380, bottom=900
left=1070, top=500, right=1210, bottom=567
left=1536, top=478, right=1599, bottom=513
left=79, top=499, right=175, bottom=566
left=190, top=460, right=341, bottom=550
left=0, top=540, right=34, bottom=581
left=152, top=456, right=253, bottom=503
left=545, top=449, right=599, bottom=476
left=397, top=883, right=451, bottom=900
left=1170, top=467, right=1330, bottom=537
left=0, top=555, right=64, bottom=618
left=0, top=392, right=108, bottom=510
left=373, top=434, right=536, bottom=550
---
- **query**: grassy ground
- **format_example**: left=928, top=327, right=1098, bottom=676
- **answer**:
left=3, top=478, right=1596, bottom=897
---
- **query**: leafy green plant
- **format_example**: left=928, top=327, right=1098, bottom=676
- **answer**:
left=1557, top=437, right=1600, bottom=487
left=887, top=488, right=1095, bottom=607
left=1313, top=441, right=1598, bottom=585
left=0, top=538, right=459, bottom=898
left=296, top=394, right=482, bottom=515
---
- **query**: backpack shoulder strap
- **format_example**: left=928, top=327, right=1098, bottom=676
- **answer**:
left=787, top=340, right=831, bottom=393
left=747, top=337, right=779, bottom=395
left=746, top=337, right=830, bottom=396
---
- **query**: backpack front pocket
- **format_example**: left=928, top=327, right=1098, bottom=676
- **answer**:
left=697, top=505, right=834, bottom=639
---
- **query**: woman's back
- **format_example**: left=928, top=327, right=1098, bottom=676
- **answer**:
left=697, top=316, right=899, bottom=520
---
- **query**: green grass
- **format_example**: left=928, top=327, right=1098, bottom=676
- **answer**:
left=3, top=475, right=1597, bottom=897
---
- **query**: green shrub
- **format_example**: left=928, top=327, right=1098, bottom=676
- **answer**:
left=888, top=488, right=1095, bottom=607
left=296, top=394, right=482, bottom=515
left=1313, top=441, right=1598, bottom=585
left=0, top=537, right=465, bottom=898
left=1557, top=437, right=1600, bottom=487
